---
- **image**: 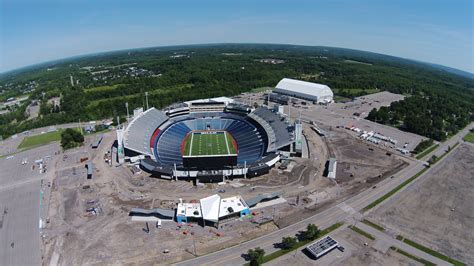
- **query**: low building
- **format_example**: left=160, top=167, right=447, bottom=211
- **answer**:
left=306, top=236, right=339, bottom=259
left=176, top=194, right=250, bottom=226
left=176, top=202, right=202, bottom=223
left=219, top=196, right=250, bottom=219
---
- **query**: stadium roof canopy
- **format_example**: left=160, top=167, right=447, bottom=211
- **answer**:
left=185, top=96, right=234, bottom=106
left=274, top=78, right=333, bottom=103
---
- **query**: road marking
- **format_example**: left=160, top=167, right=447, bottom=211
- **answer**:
left=0, top=177, right=41, bottom=192
left=337, top=202, right=356, bottom=214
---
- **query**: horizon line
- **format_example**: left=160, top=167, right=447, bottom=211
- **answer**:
left=1, top=42, right=473, bottom=77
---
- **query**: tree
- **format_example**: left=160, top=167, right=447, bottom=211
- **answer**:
left=304, top=223, right=320, bottom=240
left=247, top=247, right=265, bottom=266
left=281, top=236, right=298, bottom=249
left=367, top=108, right=378, bottom=122
left=60, top=128, right=84, bottom=149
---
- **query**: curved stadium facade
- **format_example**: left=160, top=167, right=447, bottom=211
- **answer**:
left=122, top=97, right=294, bottom=182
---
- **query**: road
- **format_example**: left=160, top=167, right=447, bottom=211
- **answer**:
left=175, top=122, right=472, bottom=266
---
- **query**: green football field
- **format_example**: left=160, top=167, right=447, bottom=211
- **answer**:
left=183, top=131, right=237, bottom=156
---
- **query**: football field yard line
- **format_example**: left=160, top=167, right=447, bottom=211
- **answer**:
left=224, top=132, right=230, bottom=155
left=189, top=132, right=194, bottom=156
left=214, top=134, right=218, bottom=155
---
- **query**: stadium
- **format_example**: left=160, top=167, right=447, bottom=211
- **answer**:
left=119, top=96, right=295, bottom=182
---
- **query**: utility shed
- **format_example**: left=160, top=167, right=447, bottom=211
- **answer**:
left=274, top=78, right=333, bottom=103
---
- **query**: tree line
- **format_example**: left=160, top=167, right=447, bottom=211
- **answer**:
left=1, top=44, right=473, bottom=140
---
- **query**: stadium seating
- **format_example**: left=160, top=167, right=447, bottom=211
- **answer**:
left=154, top=116, right=266, bottom=166
left=248, top=107, right=293, bottom=151
left=124, top=106, right=289, bottom=169
left=123, top=108, right=169, bottom=155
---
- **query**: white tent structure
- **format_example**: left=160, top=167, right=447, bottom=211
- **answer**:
left=200, top=194, right=221, bottom=223
left=274, top=78, right=333, bottom=103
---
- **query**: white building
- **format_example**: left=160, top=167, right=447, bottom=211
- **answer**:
left=327, top=158, right=337, bottom=179
left=274, top=78, right=333, bottom=103
left=176, top=194, right=250, bottom=226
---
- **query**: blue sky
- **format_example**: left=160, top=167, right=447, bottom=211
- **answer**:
left=1, top=0, right=473, bottom=73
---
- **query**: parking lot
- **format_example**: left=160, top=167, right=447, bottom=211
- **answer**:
left=296, top=92, right=425, bottom=152
left=0, top=142, right=59, bottom=266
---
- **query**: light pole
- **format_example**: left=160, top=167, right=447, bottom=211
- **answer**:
left=125, top=102, right=130, bottom=122
left=145, top=92, right=149, bottom=110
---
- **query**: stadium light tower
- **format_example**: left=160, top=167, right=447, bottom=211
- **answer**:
left=145, top=92, right=149, bottom=110
left=267, top=91, right=270, bottom=107
left=244, top=160, right=247, bottom=179
left=288, top=99, right=291, bottom=123
left=125, top=102, right=130, bottom=122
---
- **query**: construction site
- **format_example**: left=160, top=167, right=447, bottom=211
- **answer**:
left=35, top=90, right=418, bottom=265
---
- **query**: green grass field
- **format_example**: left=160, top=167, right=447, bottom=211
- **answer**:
left=415, top=144, right=439, bottom=159
left=183, top=131, right=236, bottom=157
left=398, top=236, right=465, bottom=266
left=362, top=219, right=385, bottom=231
left=84, top=84, right=125, bottom=92
left=251, top=86, right=272, bottom=93
left=343, top=59, right=373, bottom=66
left=18, top=130, right=63, bottom=149
left=333, top=95, right=352, bottom=102
left=463, top=132, right=474, bottom=143
left=348, top=225, right=376, bottom=240
left=394, top=247, right=436, bottom=266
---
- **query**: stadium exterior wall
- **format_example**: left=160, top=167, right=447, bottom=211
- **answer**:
left=183, top=154, right=237, bottom=169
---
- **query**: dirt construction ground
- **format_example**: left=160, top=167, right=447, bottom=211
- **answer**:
left=275, top=126, right=407, bottom=228
left=368, top=143, right=474, bottom=264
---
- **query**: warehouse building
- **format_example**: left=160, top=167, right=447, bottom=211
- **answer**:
left=274, top=78, right=333, bottom=103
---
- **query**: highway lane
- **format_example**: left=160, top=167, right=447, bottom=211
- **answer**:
left=175, top=124, right=471, bottom=266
